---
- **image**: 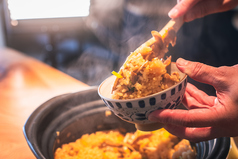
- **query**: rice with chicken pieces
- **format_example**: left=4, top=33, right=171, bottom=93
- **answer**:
left=54, top=128, right=196, bottom=159
left=111, top=30, right=180, bottom=100
left=112, top=56, right=180, bottom=100
left=54, top=130, right=142, bottom=159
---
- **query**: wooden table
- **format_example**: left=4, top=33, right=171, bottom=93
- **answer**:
left=0, top=48, right=89, bottom=159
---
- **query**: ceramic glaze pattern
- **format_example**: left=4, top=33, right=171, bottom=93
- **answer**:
left=102, top=78, right=187, bottom=124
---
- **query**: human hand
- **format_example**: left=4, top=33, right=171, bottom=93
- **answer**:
left=148, top=58, right=238, bottom=142
left=169, top=0, right=238, bottom=22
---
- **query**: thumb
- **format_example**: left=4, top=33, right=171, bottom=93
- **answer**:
left=168, top=0, right=200, bottom=19
left=176, top=58, right=217, bottom=86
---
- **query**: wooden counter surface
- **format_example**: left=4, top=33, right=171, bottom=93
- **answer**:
left=0, top=48, right=89, bottom=159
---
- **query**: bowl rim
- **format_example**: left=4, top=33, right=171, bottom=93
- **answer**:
left=98, top=72, right=187, bottom=102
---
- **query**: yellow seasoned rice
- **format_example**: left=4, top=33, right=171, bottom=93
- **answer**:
left=54, top=128, right=196, bottom=159
left=112, top=56, right=180, bottom=100
left=111, top=30, right=180, bottom=100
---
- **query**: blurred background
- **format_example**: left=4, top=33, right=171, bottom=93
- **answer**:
left=0, top=0, right=238, bottom=95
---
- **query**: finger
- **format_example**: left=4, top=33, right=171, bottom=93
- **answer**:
left=183, top=0, right=222, bottom=22
left=184, top=0, right=238, bottom=22
left=176, top=58, right=218, bottom=87
left=183, top=91, right=216, bottom=109
left=169, top=0, right=238, bottom=21
left=163, top=124, right=223, bottom=142
left=149, top=106, right=223, bottom=127
left=182, top=90, right=211, bottom=109
left=220, top=0, right=238, bottom=13
left=183, top=89, right=208, bottom=109
left=184, top=83, right=215, bottom=107
left=168, top=0, right=200, bottom=19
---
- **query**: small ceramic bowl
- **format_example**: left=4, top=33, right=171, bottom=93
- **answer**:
left=98, top=62, right=187, bottom=131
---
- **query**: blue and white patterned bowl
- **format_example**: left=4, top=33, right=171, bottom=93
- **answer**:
left=98, top=62, right=187, bottom=131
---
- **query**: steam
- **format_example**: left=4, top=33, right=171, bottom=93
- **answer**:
left=67, top=0, right=178, bottom=85
left=86, top=0, right=176, bottom=60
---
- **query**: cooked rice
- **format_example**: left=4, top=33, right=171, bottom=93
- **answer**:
left=54, top=128, right=196, bottom=159
left=112, top=56, right=180, bottom=100
left=111, top=30, right=180, bottom=100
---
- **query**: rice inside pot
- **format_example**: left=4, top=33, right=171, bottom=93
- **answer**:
left=54, top=128, right=196, bottom=159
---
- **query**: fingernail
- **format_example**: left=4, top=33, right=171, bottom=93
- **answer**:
left=168, top=8, right=178, bottom=18
left=176, top=58, right=188, bottom=66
